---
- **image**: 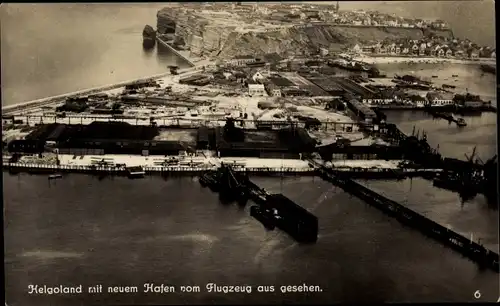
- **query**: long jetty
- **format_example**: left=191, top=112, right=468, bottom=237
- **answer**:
left=156, top=36, right=195, bottom=67
left=309, top=159, right=499, bottom=272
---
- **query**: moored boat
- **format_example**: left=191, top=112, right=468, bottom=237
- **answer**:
left=456, top=118, right=467, bottom=127
left=250, top=205, right=276, bottom=230
left=48, top=174, right=63, bottom=180
left=126, top=166, right=145, bottom=179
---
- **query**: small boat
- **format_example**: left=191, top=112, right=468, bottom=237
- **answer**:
left=199, top=172, right=219, bottom=191
left=456, top=118, right=467, bottom=127
left=432, top=75, right=438, bottom=78
left=126, top=166, right=145, bottom=179
left=452, top=74, right=459, bottom=77
left=48, top=174, right=63, bottom=180
left=250, top=205, right=276, bottom=230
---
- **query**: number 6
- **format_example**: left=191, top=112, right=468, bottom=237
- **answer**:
left=474, top=290, right=481, bottom=299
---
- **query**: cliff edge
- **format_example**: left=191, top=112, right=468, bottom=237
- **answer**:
left=157, top=7, right=454, bottom=59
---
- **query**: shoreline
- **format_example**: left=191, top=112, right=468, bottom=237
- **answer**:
left=3, top=39, right=216, bottom=114
left=354, top=55, right=496, bottom=65
left=1, top=66, right=202, bottom=114
left=3, top=52, right=492, bottom=114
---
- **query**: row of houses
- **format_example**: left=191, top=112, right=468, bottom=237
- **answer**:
left=318, top=9, right=449, bottom=29
left=224, top=52, right=285, bottom=68
left=362, top=91, right=486, bottom=108
left=352, top=42, right=495, bottom=59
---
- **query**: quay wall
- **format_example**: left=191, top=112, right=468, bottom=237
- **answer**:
left=2, top=162, right=315, bottom=175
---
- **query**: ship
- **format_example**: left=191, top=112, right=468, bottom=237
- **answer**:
left=142, top=25, right=156, bottom=49
left=126, top=166, right=145, bottom=179
left=328, top=59, right=370, bottom=72
left=199, top=171, right=220, bottom=192
left=48, top=174, right=63, bottom=180
left=456, top=117, right=467, bottom=127
left=432, top=172, right=479, bottom=196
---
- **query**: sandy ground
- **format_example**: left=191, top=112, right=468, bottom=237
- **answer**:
left=55, top=154, right=312, bottom=170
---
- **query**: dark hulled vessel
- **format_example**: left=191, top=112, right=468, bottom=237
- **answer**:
left=250, top=205, right=276, bottom=230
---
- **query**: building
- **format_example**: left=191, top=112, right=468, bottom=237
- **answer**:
left=454, top=50, right=465, bottom=58
left=426, top=92, right=454, bottom=106
left=251, top=71, right=266, bottom=83
left=304, top=77, right=345, bottom=97
left=469, top=49, right=479, bottom=59
left=265, top=82, right=282, bottom=97
left=411, top=44, right=419, bottom=55
left=346, top=99, right=377, bottom=123
left=228, top=55, right=257, bottom=67
left=248, top=83, right=267, bottom=96
left=214, top=126, right=316, bottom=159
left=2, top=115, right=14, bottom=125
left=8, top=140, right=45, bottom=154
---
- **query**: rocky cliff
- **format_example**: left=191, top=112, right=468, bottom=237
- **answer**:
left=157, top=7, right=454, bottom=59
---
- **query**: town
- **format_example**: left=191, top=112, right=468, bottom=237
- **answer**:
left=2, top=2, right=498, bottom=293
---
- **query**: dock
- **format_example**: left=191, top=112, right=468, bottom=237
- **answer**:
left=199, top=164, right=319, bottom=243
left=309, top=159, right=499, bottom=273
left=2, top=161, right=315, bottom=176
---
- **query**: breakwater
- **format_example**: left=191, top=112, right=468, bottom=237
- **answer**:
left=156, top=36, right=195, bottom=67
left=311, top=160, right=499, bottom=272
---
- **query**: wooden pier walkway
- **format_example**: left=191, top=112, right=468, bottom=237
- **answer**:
left=309, top=159, right=499, bottom=272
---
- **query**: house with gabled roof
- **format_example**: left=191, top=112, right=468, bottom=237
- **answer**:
left=389, top=43, right=397, bottom=54
left=411, top=43, right=419, bottom=55
left=401, top=43, right=410, bottom=55
left=430, top=45, right=440, bottom=57
left=437, top=48, right=445, bottom=57
left=419, top=43, right=427, bottom=56
left=468, top=48, right=479, bottom=59
left=395, top=45, right=401, bottom=54
left=454, top=49, right=465, bottom=58
left=491, top=50, right=496, bottom=58
left=379, top=43, right=388, bottom=54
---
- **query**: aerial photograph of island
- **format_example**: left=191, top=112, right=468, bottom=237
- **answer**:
left=2, top=2, right=498, bottom=305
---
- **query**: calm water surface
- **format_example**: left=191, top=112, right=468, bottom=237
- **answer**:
left=3, top=174, right=499, bottom=305
left=1, top=3, right=190, bottom=105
